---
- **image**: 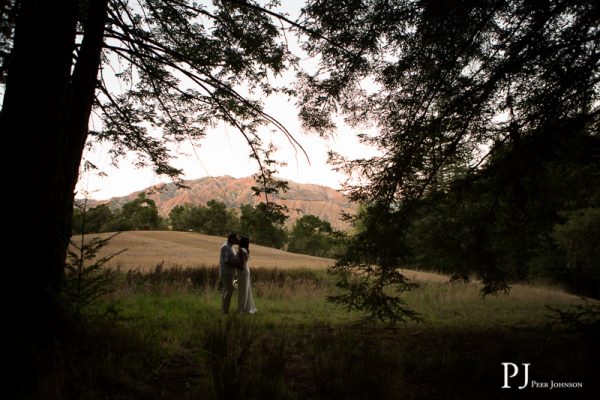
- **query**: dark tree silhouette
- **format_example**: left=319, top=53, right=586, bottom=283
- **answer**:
left=0, top=0, right=301, bottom=380
left=299, top=0, right=600, bottom=322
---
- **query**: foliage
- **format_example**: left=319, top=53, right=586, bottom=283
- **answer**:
left=89, top=0, right=300, bottom=183
left=1, top=0, right=301, bottom=343
left=169, top=204, right=199, bottom=231
left=288, top=214, right=342, bottom=258
left=75, top=193, right=167, bottom=233
left=328, top=203, right=421, bottom=326
left=237, top=142, right=290, bottom=249
left=546, top=302, right=600, bottom=339
left=299, top=0, right=600, bottom=320
left=328, top=263, right=421, bottom=326
left=551, top=208, right=600, bottom=297
left=400, top=132, right=600, bottom=296
left=72, top=203, right=114, bottom=234
left=169, top=200, right=240, bottom=235
left=1, top=1, right=303, bottom=391
left=63, top=232, right=125, bottom=318
left=203, top=200, right=239, bottom=236
left=240, top=203, right=288, bottom=249
left=118, top=193, right=165, bottom=230
left=250, top=143, right=291, bottom=225
left=68, top=197, right=125, bottom=321
left=0, top=0, right=17, bottom=84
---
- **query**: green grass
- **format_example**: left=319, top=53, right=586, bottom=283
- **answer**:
left=110, top=267, right=359, bottom=342
left=29, top=266, right=599, bottom=400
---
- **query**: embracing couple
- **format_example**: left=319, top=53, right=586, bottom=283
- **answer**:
left=219, top=232, right=257, bottom=314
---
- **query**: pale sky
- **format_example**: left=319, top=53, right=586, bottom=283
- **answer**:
left=77, top=90, right=378, bottom=201
left=76, top=2, right=379, bottom=201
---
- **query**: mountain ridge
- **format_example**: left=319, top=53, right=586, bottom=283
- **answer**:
left=85, top=176, right=357, bottom=230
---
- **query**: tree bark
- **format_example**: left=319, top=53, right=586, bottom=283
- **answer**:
left=0, top=0, right=108, bottom=390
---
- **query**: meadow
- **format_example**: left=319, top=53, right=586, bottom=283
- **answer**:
left=47, top=231, right=599, bottom=400
left=88, top=231, right=334, bottom=270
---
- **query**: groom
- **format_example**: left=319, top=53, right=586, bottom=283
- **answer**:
left=219, top=232, right=243, bottom=313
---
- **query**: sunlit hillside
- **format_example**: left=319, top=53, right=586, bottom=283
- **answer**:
left=82, top=230, right=336, bottom=271
left=85, top=176, right=358, bottom=230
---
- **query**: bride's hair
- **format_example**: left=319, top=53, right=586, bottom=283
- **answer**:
left=239, top=236, right=250, bottom=254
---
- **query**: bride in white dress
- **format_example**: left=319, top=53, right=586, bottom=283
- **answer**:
left=237, top=236, right=257, bottom=314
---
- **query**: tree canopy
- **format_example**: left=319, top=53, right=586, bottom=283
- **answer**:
left=301, top=0, right=599, bottom=204
left=3, top=0, right=598, bottom=336
left=287, top=214, right=340, bottom=258
left=91, top=0, right=303, bottom=180
left=299, top=0, right=600, bottom=320
left=0, top=0, right=302, bottom=377
left=169, top=199, right=240, bottom=235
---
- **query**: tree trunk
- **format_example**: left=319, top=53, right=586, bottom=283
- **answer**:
left=0, top=0, right=108, bottom=390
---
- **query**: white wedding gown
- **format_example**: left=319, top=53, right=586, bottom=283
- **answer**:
left=237, top=248, right=257, bottom=314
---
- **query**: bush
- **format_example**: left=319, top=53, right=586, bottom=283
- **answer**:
left=552, top=208, right=600, bottom=297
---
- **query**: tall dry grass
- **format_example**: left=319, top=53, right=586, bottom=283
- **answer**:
left=30, top=262, right=598, bottom=400
left=88, top=267, right=600, bottom=399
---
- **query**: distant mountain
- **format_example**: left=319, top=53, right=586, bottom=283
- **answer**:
left=87, top=176, right=358, bottom=230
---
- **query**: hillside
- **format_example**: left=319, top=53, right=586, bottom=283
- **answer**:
left=88, top=176, right=357, bottom=230
left=87, top=230, right=336, bottom=271
left=83, top=231, right=453, bottom=284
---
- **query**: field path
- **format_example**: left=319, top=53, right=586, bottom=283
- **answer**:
left=86, top=230, right=335, bottom=271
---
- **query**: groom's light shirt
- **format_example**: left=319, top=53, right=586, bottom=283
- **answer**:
left=219, top=241, right=237, bottom=276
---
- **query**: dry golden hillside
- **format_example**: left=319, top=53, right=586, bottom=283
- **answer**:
left=85, top=230, right=336, bottom=272
left=82, top=231, right=456, bottom=285
left=86, top=176, right=358, bottom=230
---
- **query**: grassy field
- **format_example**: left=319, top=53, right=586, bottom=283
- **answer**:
left=86, top=230, right=334, bottom=270
left=46, top=231, right=599, bottom=400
